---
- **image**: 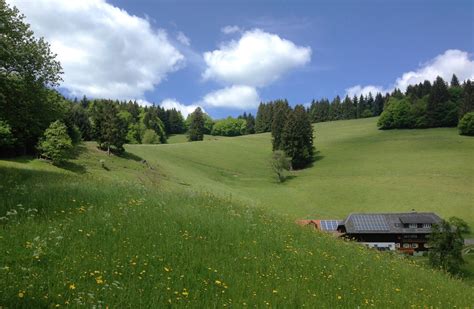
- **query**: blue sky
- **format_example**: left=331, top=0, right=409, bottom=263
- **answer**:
left=9, top=0, right=474, bottom=118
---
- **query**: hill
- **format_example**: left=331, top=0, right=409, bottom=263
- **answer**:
left=130, top=117, right=474, bottom=230
left=1, top=118, right=473, bottom=307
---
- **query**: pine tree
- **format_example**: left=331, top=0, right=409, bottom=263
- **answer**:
left=92, top=101, right=128, bottom=154
left=271, top=100, right=290, bottom=150
left=255, top=103, right=266, bottom=133
left=450, top=74, right=460, bottom=87
left=459, top=80, right=474, bottom=118
left=373, top=93, right=384, bottom=116
left=187, top=107, right=205, bottom=141
left=282, top=105, right=314, bottom=169
left=427, top=76, right=450, bottom=127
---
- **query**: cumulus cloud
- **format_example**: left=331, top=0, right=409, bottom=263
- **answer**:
left=176, top=31, right=190, bottom=46
left=203, top=29, right=311, bottom=87
left=7, top=0, right=184, bottom=100
left=221, top=25, right=241, bottom=34
left=202, top=85, right=260, bottom=109
left=160, top=99, right=203, bottom=118
left=346, top=49, right=474, bottom=97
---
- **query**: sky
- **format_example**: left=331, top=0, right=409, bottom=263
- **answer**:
left=7, top=0, right=474, bottom=118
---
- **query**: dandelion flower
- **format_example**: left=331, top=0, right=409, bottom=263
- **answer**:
left=18, top=291, right=25, bottom=298
left=69, top=284, right=76, bottom=290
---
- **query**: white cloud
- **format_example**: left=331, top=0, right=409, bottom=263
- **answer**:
left=203, top=29, right=311, bottom=87
left=7, top=0, right=184, bottom=100
left=176, top=31, right=190, bottom=46
left=345, top=85, right=388, bottom=98
left=346, top=49, right=474, bottom=97
left=160, top=99, right=203, bottom=118
left=221, top=25, right=241, bottom=34
left=135, top=99, right=154, bottom=107
left=202, top=85, right=260, bottom=109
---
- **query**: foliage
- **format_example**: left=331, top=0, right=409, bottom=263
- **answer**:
left=281, top=105, right=314, bottom=169
left=0, top=0, right=64, bottom=154
left=143, top=109, right=167, bottom=143
left=270, top=150, right=291, bottom=182
left=36, top=120, right=72, bottom=164
left=428, top=217, right=471, bottom=274
left=211, top=117, right=246, bottom=136
left=458, top=112, right=474, bottom=136
left=238, top=112, right=255, bottom=134
left=141, top=129, right=161, bottom=144
left=271, top=100, right=290, bottom=150
left=91, top=101, right=128, bottom=154
left=0, top=119, right=15, bottom=149
left=255, top=102, right=273, bottom=133
left=187, top=107, right=205, bottom=141
left=377, top=98, right=413, bottom=129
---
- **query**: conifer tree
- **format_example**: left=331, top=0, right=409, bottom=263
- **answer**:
left=450, top=74, right=460, bottom=87
left=427, top=76, right=450, bottom=127
left=271, top=100, right=290, bottom=150
left=282, top=105, right=314, bottom=169
left=459, top=80, right=474, bottom=118
left=255, top=103, right=266, bottom=133
left=187, top=107, right=205, bottom=141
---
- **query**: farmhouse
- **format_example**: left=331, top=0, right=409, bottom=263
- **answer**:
left=299, top=212, right=442, bottom=254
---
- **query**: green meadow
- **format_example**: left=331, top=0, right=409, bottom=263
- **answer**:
left=133, top=117, right=474, bottom=229
left=1, top=117, right=474, bottom=307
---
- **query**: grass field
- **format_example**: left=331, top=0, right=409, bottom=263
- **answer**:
left=131, top=117, right=474, bottom=230
left=1, top=117, right=473, bottom=307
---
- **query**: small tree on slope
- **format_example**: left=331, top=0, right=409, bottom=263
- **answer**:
left=37, top=120, right=72, bottom=165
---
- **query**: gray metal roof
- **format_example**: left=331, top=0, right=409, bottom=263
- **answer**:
left=339, top=212, right=442, bottom=234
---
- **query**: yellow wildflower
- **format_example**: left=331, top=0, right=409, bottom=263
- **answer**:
left=18, top=291, right=25, bottom=298
left=69, top=284, right=76, bottom=290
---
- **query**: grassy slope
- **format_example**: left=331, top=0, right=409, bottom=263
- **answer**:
left=1, top=119, right=474, bottom=307
left=131, top=117, right=474, bottom=230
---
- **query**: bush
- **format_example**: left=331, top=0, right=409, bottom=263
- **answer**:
left=458, top=112, right=474, bottom=136
left=211, top=117, right=246, bottom=136
left=37, top=120, right=73, bottom=164
left=377, top=98, right=413, bottom=129
left=142, top=129, right=161, bottom=144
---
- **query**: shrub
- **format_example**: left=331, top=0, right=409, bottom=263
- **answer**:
left=37, top=120, right=73, bottom=164
left=458, top=112, right=474, bottom=136
left=142, top=129, right=161, bottom=144
left=377, top=98, right=413, bottom=129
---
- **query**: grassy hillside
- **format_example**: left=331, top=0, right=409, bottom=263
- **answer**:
left=1, top=145, right=473, bottom=307
left=1, top=118, right=473, bottom=307
left=129, top=117, right=474, bottom=231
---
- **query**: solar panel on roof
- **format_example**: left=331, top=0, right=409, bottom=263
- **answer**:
left=352, top=215, right=389, bottom=231
left=320, top=220, right=340, bottom=231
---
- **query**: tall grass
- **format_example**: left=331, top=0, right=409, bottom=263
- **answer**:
left=1, top=160, right=473, bottom=308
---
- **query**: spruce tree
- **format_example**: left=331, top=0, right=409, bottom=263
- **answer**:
left=271, top=100, right=290, bottom=150
left=427, top=76, right=450, bottom=127
left=282, top=105, right=314, bottom=169
left=450, top=74, right=460, bottom=87
left=187, top=107, right=205, bottom=141
left=255, top=103, right=266, bottom=133
left=373, top=93, right=384, bottom=116
left=459, top=80, right=474, bottom=118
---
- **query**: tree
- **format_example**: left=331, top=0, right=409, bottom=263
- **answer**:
left=211, top=117, right=246, bottom=136
left=167, top=109, right=186, bottom=134
left=91, top=101, right=128, bottom=154
left=0, top=1, right=64, bottom=154
left=143, top=108, right=167, bottom=143
left=37, top=120, right=72, bottom=165
left=270, top=150, right=291, bottom=183
left=450, top=74, right=460, bottom=87
left=281, top=105, right=314, bottom=169
left=271, top=99, right=290, bottom=150
left=373, top=93, right=385, bottom=116
left=426, top=76, right=453, bottom=127
left=459, top=80, right=474, bottom=118
left=187, top=107, right=205, bottom=141
left=0, top=119, right=15, bottom=150
left=377, top=97, right=413, bottom=129
left=142, top=129, right=161, bottom=144
left=428, top=217, right=470, bottom=275
left=458, top=112, right=474, bottom=136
